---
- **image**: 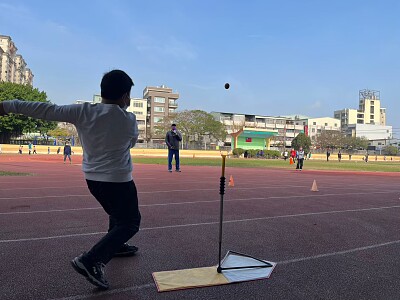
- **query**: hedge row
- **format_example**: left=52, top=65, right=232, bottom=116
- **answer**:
left=232, top=148, right=281, bottom=158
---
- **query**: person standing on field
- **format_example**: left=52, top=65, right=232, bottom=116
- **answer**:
left=165, top=123, right=182, bottom=172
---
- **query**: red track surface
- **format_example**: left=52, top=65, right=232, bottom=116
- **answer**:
left=0, top=154, right=400, bottom=300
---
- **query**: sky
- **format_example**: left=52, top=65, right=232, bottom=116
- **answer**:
left=1, top=0, right=400, bottom=136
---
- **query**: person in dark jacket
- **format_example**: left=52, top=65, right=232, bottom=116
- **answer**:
left=64, top=142, right=72, bottom=164
left=165, top=123, right=182, bottom=172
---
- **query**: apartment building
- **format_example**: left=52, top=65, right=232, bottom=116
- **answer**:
left=333, top=108, right=358, bottom=129
left=143, top=85, right=179, bottom=142
left=0, top=35, right=33, bottom=85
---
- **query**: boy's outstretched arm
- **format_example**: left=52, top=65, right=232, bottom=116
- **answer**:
left=0, top=100, right=81, bottom=123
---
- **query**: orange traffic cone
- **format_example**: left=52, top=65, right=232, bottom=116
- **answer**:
left=228, top=175, right=235, bottom=187
left=311, top=180, right=319, bottom=192
left=289, top=157, right=294, bottom=165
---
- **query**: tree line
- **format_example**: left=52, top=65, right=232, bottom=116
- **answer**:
left=0, top=82, right=57, bottom=143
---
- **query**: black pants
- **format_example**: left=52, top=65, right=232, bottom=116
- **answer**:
left=296, top=158, right=304, bottom=169
left=84, top=180, right=141, bottom=265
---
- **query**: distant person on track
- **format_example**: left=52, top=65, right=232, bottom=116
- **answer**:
left=165, top=123, right=182, bottom=172
left=296, top=147, right=305, bottom=170
left=28, top=142, right=32, bottom=155
left=326, top=148, right=331, bottom=161
left=338, top=150, right=342, bottom=162
left=63, top=142, right=72, bottom=164
left=48, top=146, right=50, bottom=154
left=0, top=69, right=141, bottom=290
left=290, top=148, right=296, bottom=163
left=57, top=147, right=61, bottom=154
left=33, top=145, right=37, bottom=154
left=18, top=145, right=23, bottom=154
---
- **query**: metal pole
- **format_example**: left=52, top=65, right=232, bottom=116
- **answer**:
left=217, top=154, right=226, bottom=273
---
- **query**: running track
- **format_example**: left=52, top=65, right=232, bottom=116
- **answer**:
left=0, top=155, right=399, bottom=300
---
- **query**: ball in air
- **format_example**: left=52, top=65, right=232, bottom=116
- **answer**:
left=224, top=83, right=230, bottom=89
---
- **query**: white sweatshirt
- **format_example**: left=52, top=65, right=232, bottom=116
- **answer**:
left=3, top=100, right=138, bottom=182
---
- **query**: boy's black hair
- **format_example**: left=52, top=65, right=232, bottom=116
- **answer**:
left=100, top=70, right=134, bottom=101
left=171, top=123, right=177, bottom=127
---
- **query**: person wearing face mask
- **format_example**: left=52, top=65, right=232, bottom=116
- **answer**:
left=0, top=70, right=140, bottom=290
left=165, top=123, right=182, bottom=172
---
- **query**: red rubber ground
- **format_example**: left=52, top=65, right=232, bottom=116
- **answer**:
left=0, top=154, right=399, bottom=300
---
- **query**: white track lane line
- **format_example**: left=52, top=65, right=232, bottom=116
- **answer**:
left=0, top=190, right=399, bottom=215
left=1, top=204, right=400, bottom=243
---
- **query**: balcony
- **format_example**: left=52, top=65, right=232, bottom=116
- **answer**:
left=169, top=100, right=178, bottom=107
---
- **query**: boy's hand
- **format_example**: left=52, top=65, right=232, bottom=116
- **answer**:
left=0, top=103, right=6, bottom=116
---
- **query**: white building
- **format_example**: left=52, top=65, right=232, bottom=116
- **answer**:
left=211, top=111, right=305, bottom=148
left=128, top=98, right=147, bottom=143
left=345, top=124, right=392, bottom=149
left=295, top=117, right=341, bottom=143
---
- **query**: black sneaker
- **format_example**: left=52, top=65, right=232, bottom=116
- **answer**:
left=168, top=169, right=172, bottom=173
left=175, top=169, right=181, bottom=172
left=114, top=243, right=138, bottom=257
left=71, top=253, right=109, bottom=290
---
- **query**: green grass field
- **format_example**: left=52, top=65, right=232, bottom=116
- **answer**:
left=0, top=171, right=32, bottom=176
left=132, top=157, right=400, bottom=172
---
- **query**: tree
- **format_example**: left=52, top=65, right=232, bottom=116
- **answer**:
left=291, top=132, right=311, bottom=153
left=0, top=82, right=56, bottom=143
left=316, top=130, right=345, bottom=149
left=341, top=136, right=369, bottom=152
left=154, top=110, right=227, bottom=148
left=47, top=127, right=70, bottom=139
left=383, top=145, right=398, bottom=156
left=36, top=119, right=57, bottom=136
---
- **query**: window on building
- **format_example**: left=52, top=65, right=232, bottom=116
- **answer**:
left=169, top=99, right=177, bottom=105
left=133, top=102, right=143, bottom=107
left=312, top=128, right=316, bottom=133
left=154, top=106, right=165, bottom=113
left=169, top=108, right=175, bottom=113
left=154, top=97, right=165, bottom=103
left=313, top=122, right=316, bottom=125
left=334, top=123, right=337, bottom=127
left=133, top=111, right=143, bottom=115
left=137, top=120, right=145, bottom=125
left=325, top=123, right=328, bottom=126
